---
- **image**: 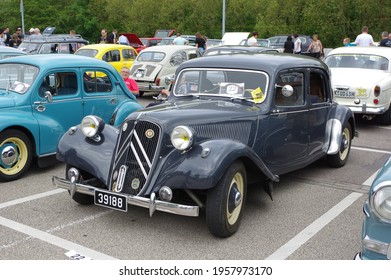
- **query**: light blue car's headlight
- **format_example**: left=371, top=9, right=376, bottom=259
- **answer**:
left=170, top=126, right=194, bottom=151
left=81, top=115, right=105, bottom=138
left=371, top=181, right=391, bottom=222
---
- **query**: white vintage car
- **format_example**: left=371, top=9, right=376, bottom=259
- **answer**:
left=129, top=45, right=201, bottom=96
left=324, top=46, right=391, bottom=124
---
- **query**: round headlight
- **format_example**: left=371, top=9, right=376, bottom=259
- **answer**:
left=371, top=182, right=391, bottom=222
left=81, top=115, right=105, bottom=138
left=170, top=126, right=194, bottom=151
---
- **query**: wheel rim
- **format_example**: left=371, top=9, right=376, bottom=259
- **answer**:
left=226, top=172, right=244, bottom=225
left=0, top=137, right=28, bottom=176
left=339, top=127, right=351, bottom=161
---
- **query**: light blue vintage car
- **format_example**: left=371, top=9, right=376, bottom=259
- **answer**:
left=355, top=155, right=391, bottom=260
left=0, top=54, right=142, bottom=181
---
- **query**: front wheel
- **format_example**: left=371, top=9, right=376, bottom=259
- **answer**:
left=327, top=123, right=352, bottom=168
left=206, top=161, right=247, bottom=238
left=0, top=129, right=33, bottom=182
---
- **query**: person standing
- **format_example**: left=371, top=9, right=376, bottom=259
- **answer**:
left=3, top=27, right=11, bottom=46
left=293, top=33, right=301, bottom=54
left=195, top=32, right=206, bottom=55
left=118, top=34, right=130, bottom=45
left=343, top=38, right=356, bottom=46
left=120, top=66, right=139, bottom=97
left=354, top=26, right=374, bottom=46
left=283, top=35, right=294, bottom=53
left=97, top=29, right=109, bottom=44
left=379, top=31, right=391, bottom=47
left=307, top=34, right=323, bottom=59
left=107, top=29, right=118, bottom=44
left=172, top=33, right=188, bottom=45
left=247, top=31, right=259, bottom=46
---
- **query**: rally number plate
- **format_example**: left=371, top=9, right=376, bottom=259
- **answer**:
left=94, top=189, right=127, bottom=212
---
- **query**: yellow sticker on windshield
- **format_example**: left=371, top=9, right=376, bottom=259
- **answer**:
left=251, top=87, right=265, bottom=103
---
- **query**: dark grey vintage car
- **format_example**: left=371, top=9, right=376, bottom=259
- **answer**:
left=53, top=53, right=356, bottom=237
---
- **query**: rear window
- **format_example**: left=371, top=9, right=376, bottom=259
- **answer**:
left=324, top=54, right=389, bottom=70
left=75, top=49, right=99, bottom=58
left=137, top=51, right=165, bottom=62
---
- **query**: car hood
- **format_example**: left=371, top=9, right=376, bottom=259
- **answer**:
left=130, top=63, right=163, bottom=82
left=139, top=98, right=259, bottom=126
left=0, top=95, right=16, bottom=108
left=119, top=33, right=143, bottom=46
left=330, top=68, right=388, bottom=88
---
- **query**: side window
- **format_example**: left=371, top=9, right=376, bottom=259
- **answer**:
left=39, top=72, right=78, bottom=97
left=275, top=72, right=304, bottom=107
left=111, top=50, right=120, bottom=62
left=122, top=49, right=137, bottom=60
left=58, top=44, right=70, bottom=54
left=83, top=71, right=113, bottom=93
left=102, top=52, right=112, bottom=62
left=310, top=72, right=326, bottom=103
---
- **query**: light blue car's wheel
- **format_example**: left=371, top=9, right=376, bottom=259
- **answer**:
left=0, top=129, right=33, bottom=182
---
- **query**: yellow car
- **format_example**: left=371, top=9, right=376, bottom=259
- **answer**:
left=75, top=44, right=138, bottom=73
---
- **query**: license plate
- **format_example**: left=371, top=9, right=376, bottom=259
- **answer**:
left=335, top=90, right=355, bottom=98
left=94, top=189, right=127, bottom=212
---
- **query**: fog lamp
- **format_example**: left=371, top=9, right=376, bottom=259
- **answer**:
left=159, top=186, right=173, bottom=201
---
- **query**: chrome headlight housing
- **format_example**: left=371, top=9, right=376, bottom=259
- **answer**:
left=81, top=115, right=105, bottom=138
left=370, top=181, right=391, bottom=222
left=170, top=126, right=194, bottom=151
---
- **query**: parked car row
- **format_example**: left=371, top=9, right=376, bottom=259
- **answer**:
left=1, top=38, right=390, bottom=252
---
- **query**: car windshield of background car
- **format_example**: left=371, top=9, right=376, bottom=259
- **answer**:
left=324, top=54, right=389, bottom=70
left=0, top=63, right=39, bottom=94
left=173, top=69, right=268, bottom=103
left=18, top=42, right=40, bottom=54
left=75, top=49, right=99, bottom=58
left=137, top=51, right=165, bottom=62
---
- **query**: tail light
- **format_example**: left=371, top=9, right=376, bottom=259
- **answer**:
left=374, top=85, right=380, bottom=97
left=156, top=78, right=160, bottom=86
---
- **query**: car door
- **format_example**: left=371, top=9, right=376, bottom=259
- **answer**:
left=265, top=70, right=309, bottom=167
left=307, top=69, right=332, bottom=155
left=32, top=70, right=83, bottom=155
left=82, top=69, right=120, bottom=123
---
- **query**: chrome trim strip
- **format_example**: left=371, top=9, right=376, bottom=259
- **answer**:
left=133, top=130, right=152, bottom=167
left=53, top=176, right=199, bottom=217
left=270, top=109, right=308, bottom=116
left=130, top=142, right=148, bottom=179
left=114, top=129, right=134, bottom=166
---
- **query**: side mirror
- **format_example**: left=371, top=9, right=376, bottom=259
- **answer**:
left=281, top=85, right=294, bottom=97
left=44, top=91, right=53, bottom=103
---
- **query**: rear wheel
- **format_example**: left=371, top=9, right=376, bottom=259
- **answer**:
left=327, top=123, right=352, bottom=167
left=206, top=161, right=247, bottom=238
left=0, top=129, right=33, bottom=182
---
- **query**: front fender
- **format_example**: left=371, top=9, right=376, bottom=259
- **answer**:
left=152, top=139, right=278, bottom=192
left=112, top=101, right=144, bottom=127
left=56, top=124, right=119, bottom=185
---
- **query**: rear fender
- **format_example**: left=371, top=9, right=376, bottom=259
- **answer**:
left=111, top=101, right=143, bottom=127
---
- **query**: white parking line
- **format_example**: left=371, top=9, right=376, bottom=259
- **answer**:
left=351, top=146, right=391, bottom=154
left=0, top=216, right=118, bottom=260
left=0, top=189, right=66, bottom=209
left=265, top=192, right=363, bottom=260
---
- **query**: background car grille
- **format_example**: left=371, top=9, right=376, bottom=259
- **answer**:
left=111, top=120, right=160, bottom=195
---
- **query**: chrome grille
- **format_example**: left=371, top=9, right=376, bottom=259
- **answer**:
left=112, top=120, right=160, bottom=195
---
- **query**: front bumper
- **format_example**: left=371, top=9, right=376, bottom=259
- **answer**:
left=137, top=82, right=166, bottom=92
left=52, top=176, right=199, bottom=217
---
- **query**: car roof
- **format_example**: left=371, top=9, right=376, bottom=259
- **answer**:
left=76, top=43, right=136, bottom=52
left=327, top=46, right=391, bottom=56
left=0, top=46, right=26, bottom=54
left=22, top=35, right=88, bottom=44
left=205, top=45, right=277, bottom=52
left=177, top=53, right=327, bottom=73
left=139, top=45, right=197, bottom=53
left=0, top=54, right=115, bottom=68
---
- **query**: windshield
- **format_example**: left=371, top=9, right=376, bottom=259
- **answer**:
left=324, top=54, right=389, bottom=70
left=75, top=49, right=99, bottom=58
left=18, top=42, right=40, bottom=54
left=137, top=51, right=165, bottom=62
left=0, top=63, right=39, bottom=94
left=173, top=69, right=269, bottom=104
